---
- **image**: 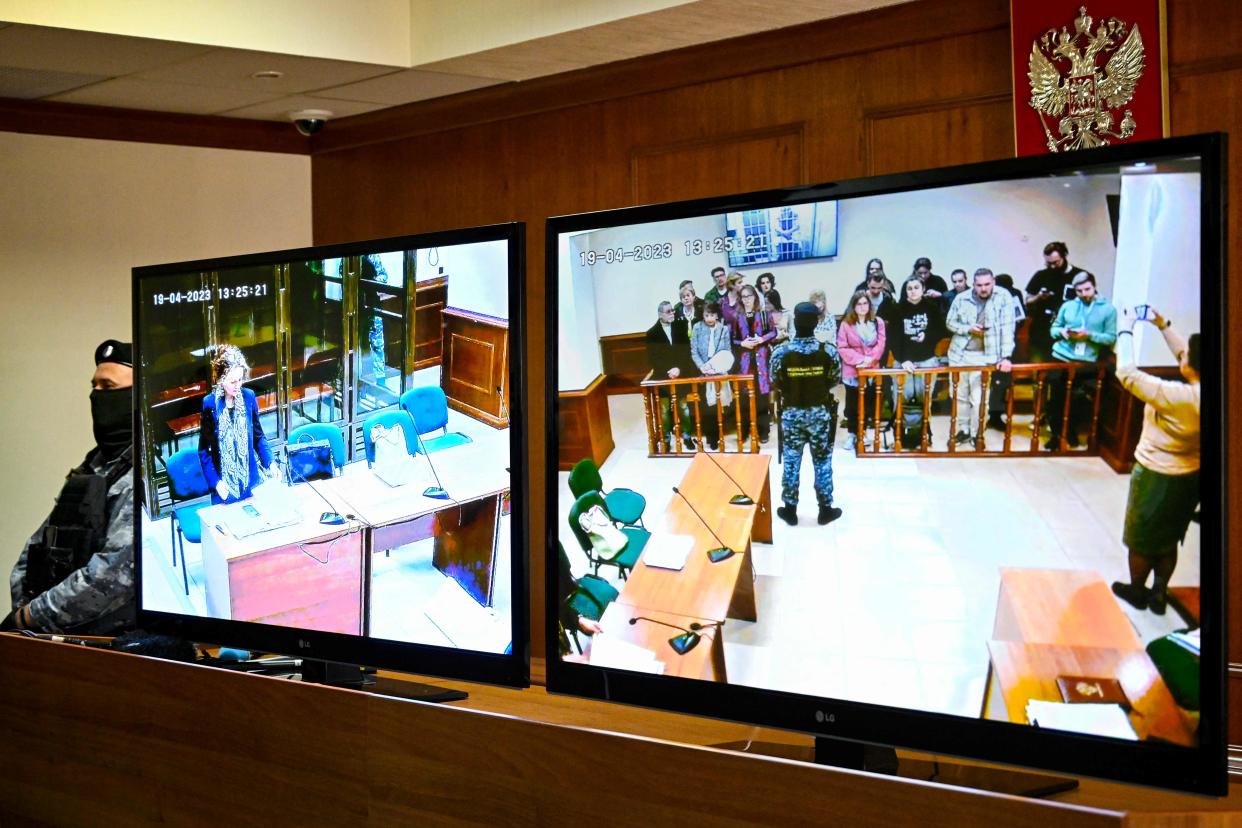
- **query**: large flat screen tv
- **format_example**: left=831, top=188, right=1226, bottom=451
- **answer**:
left=546, top=135, right=1226, bottom=793
left=134, top=223, right=527, bottom=688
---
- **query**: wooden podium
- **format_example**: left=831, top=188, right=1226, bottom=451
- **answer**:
left=1, top=635, right=1237, bottom=826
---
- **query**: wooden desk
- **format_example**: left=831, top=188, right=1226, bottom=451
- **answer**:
left=619, top=452, right=770, bottom=624
left=590, top=601, right=727, bottom=681
left=993, top=568, right=1141, bottom=649
left=985, top=641, right=1196, bottom=747
left=441, top=307, right=508, bottom=427
left=313, top=435, right=510, bottom=607
left=199, top=485, right=365, bottom=634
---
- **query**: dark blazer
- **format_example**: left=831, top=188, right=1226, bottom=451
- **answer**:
left=646, top=320, right=695, bottom=379
left=198, top=387, right=274, bottom=502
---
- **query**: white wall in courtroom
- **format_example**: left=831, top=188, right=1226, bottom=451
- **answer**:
left=577, top=175, right=1124, bottom=338
left=417, top=238, right=510, bottom=321
left=0, top=132, right=311, bottom=597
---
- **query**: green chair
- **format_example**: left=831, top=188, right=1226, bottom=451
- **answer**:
left=557, top=542, right=620, bottom=654
left=567, top=490, right=647, bottom=580
left=568, top=458, right=646, bottom=528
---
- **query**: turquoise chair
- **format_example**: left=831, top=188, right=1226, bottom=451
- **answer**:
left=567, top=490, right=647, bottom=580
left=288, top=423, right=346, bottom=476
left=400, top=387, right=472, bottom=453
left=558, top=542, right=620, bottom=654
left=568, top=458, right=646, bottom=528
left=165, top=447, right=210, bottom=596
left=361, top=409, right=421, bottom=467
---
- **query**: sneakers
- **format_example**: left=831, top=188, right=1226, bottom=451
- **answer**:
left=1111, top=581, right=1150, bottom=610
left=842, top=433, right=856, bottom=451
left=953, top=431, right=975, bottom=448
left=776, top=505, right=797, bottom=526
left=682, top=434, right=697, bottom=451
left=986, top=415, right=1007, bottom=431
left=817, top=505, right=843, bottom=525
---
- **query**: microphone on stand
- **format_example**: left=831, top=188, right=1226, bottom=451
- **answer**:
left=628, top=615, right=702, bottom=655
left=701, top=451, right=754, bottom=505
left=671, top=486, right=735, bottom=563
left=411, top=424, right=451, bottom=500
left=496, top=385, right=510, bottom=423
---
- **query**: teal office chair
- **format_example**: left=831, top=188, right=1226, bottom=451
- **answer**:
left=568, top=458, right=646, bottom=528
left=399, top=386, right=472, bottom=453
left=558, top=542, right=620, bottom=654
left=361, top=409, right=421, bottom=467
left=165, top=447, right=210, bottom=596
left=567, top=490, right=647, bottom=580
left=288, top=422, right=346, bottom=477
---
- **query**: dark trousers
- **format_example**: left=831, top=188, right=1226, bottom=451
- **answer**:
left=843, top=379, right=882, bottom=432
left=1046, top=361, right=1097, bottom=443
left=736, top=384, right=770, bottom=442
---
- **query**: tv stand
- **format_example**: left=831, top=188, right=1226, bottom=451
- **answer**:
left=713, top=738, right=1079, bottom=798
left=300, top=659, right=468, bottom=703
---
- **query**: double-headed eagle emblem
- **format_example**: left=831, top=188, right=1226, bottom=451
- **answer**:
left=1028, top=5, right=1145, bottom=152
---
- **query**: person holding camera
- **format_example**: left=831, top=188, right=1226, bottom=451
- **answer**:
left=1110, top=306, right=1200, bottom=615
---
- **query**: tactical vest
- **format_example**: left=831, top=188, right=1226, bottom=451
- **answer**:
left=778, top=348, right=833, bottom=408
left=24, top=449, right=131, bottom=598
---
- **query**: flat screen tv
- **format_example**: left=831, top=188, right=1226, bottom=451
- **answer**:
left=546, top=135, right=1225, bottom=793
left=133, top=223, right=527, bottom=688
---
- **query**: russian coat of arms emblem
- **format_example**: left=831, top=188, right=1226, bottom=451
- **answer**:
left=1027, top=5, right=1146, bottom=152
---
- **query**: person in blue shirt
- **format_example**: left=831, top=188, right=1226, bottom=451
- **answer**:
left=1045, top=271, right=1117, bottom=449
left=199, top=345, right=279, bottom=503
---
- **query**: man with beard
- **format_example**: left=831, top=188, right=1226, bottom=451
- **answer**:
left=1025, top=241, right=1092, bottom=363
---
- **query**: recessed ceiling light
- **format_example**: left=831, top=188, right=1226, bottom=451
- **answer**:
left=251, top=70, right=283, bottom=80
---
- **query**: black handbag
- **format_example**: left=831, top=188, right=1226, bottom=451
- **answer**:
left=286, top=433, right=335, bottom=483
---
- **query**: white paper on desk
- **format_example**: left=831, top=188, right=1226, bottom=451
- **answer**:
left=1025, top=700, right=1138, bottom=740
left=588, top=635, right=666, bottom=674
left=642, top=533, right=694, bottom=570
left=219, top=482, right=302, bottom=539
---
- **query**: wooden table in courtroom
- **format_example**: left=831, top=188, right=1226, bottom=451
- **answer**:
left=590, top=451, right=771, bottom=678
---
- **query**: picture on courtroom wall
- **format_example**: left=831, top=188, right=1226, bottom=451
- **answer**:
left=551, top=150, right=1207, bottom=747
left=134, top=233, right=518, bottom=656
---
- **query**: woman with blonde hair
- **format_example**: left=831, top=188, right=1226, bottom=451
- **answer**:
left=809, top=289, right=837, bottom=346
left=198, top=345, right=278, bottom=503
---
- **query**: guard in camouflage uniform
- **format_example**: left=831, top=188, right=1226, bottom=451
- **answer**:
left=5, top=340, right=137, bottom=634
left=771, top=303, right=844, bottom=527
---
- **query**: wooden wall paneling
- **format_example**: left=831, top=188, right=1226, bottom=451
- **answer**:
left=11, top=636, right=1239, bottom=826
left=599, top=332, right=650, bottom=393
left=557, top=374, right=615, bottom=472
left=0, top=97, right=309, bottom=154
left=442, top=308, right=508, bottom=427
left=630, top=123, right=807, bottom=204
left=864, top=94, right=1013, bottom=176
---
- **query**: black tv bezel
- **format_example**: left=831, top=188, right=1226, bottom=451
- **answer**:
left=544, top=135, right=1227, bottom=794
left=132, top=222, right=530, bottom=689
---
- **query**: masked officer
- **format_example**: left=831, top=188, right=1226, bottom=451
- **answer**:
left=771, top=303, right=844, bottom=527
left=5, top=340, right=136, bottom=634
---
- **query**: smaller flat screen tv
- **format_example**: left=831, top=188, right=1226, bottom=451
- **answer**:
left=133, top=223, right=527, bottom=688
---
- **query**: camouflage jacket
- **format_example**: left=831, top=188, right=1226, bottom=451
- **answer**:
left=10, top=448, right=136, bottom=635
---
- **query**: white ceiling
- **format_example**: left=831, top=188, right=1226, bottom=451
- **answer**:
left=0, top=1, right=912, bottom=124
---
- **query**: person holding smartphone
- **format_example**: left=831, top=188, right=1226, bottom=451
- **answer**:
left=1110, top=306, right=1200, bottom=615
left=1025, top=241, right=1093, bottom=363
left=1045, top=272, right=1117, bottom=449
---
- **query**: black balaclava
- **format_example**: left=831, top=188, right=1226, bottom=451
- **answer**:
left=91, top=340, right=133, bottom=460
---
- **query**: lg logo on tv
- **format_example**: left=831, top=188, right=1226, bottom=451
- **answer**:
left=815, top=710, right=836, bottom=725
left=297, top=639, right=311, bottom=650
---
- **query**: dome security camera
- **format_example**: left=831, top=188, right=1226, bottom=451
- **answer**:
left=289, top=109, right=333, bottom=136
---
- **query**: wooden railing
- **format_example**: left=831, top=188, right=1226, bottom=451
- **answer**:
left=639, top=371, right=760, bottom=457
left=854, top=361, right=1109, bottom=456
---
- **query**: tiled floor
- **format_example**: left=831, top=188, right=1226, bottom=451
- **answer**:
left=557, top=393, right=1200, bottom=718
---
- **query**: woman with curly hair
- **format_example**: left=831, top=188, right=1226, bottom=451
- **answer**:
left=198, top=345, right=278, bottom=503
